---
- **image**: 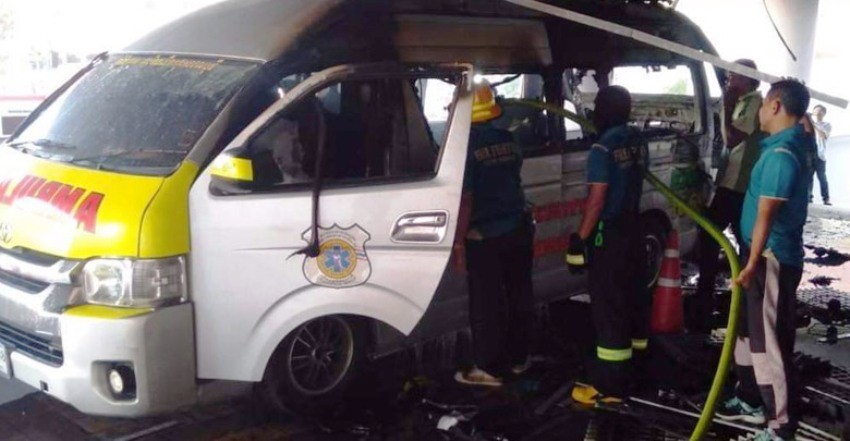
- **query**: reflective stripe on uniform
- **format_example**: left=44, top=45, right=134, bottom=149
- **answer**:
left=597, top=346, right=632, bottom=362
left=566, top=253, right=586, bottom=265
left=632, top=338, right=648, bottom=350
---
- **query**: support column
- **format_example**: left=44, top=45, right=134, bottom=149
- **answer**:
left=764, top=0, right=819, bottom=83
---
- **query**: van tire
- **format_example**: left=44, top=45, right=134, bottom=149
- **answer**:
left=258, top=315, right=366, bottom=416
left=642, top=217, right=670, bottom=289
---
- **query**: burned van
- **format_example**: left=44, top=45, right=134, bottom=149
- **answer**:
left=0, top=0, right=719, bottom=416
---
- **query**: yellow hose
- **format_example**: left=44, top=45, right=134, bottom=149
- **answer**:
left=644, top=172, right=742, bottom=440
left=502, top=99, right=598, bottom=134
left=502, top=99, right=742, bottom=440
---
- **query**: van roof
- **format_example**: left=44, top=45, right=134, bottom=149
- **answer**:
left=124, top=0, right=345, bottom=62
left=124, top=0, right=716, bottom=68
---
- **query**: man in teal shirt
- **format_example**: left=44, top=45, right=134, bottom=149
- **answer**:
left=718, top=80, right=811, bottom=441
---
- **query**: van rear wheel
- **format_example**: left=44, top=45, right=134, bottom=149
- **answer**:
left=643, top=218, right=669, bottom=289
left=259, top=315, right=365, bottom=415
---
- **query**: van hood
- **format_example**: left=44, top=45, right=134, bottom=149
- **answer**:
left=0, top=147, right=165, bottom=260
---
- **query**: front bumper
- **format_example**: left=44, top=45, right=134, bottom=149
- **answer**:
left=7, top=303, right=197, bottom=417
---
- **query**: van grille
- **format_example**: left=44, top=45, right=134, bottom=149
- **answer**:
left=0, top=246, right=61, bottom=267
left=0, top=269, right=50, bottom=294
left=0, top=320, right=63, bottom=367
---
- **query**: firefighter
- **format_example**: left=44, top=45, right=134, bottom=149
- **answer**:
left=453, top=80, right=535, bottom=387
left=567, top=85, right=650, bottom=404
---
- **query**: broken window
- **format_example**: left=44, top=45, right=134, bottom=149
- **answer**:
left=479, top=73, right=554, bottom=157
left=245, top=75, right=458, bottom=190
left=610, top=65, right=699, bottom=134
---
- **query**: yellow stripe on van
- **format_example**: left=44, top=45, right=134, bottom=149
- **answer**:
left=0, top=147, right=164, bottom=259
left=138, top=161, right=199, bottom=258
left=64, top=305, right=153, bottom=319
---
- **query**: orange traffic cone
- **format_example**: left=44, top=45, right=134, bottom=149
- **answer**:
left=650, top=229, right=684, bottom=333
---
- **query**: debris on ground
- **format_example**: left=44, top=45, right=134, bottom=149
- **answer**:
left=811, top=276, right=839, bottom=287
left=805, top=246, right=850, bottom=267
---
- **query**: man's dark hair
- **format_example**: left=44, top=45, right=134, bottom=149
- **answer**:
left=594, top=85, right=631, bottom=131
left=733, top=59, right=759, bottom=90
left=813, top=104, right=827, bottom=114
left=767, top=80, right=810, bottom=118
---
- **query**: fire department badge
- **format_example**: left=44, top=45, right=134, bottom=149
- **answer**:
left=301, top=224, right=372, bottom=288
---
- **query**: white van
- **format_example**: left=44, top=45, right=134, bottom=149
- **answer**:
left=0, top=0, right=717, bottom=416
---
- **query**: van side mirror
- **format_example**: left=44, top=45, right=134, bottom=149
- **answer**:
left=209, top=147, right=282, bottom=193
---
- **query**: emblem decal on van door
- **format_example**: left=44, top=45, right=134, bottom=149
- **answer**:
left=301, top=224, right=372, bottom=289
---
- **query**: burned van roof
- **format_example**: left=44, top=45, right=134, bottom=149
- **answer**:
left=123, top=0, right=716, bottom=68
left=124, top=0, right=346, bottom=62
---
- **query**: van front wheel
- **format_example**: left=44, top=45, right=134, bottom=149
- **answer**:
left=259, top=315, right=364, bottom=415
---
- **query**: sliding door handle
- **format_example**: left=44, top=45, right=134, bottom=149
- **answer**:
left=391, top=211, right=449, bottom=244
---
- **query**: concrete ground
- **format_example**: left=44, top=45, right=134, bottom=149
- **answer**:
left=795, top=201, right=850, bottom=371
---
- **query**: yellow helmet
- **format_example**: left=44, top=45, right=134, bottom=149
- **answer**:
left=471, top=80, right=502, bottom=123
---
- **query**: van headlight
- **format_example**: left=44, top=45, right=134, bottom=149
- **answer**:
left=82, top=257, right=187, bottom=307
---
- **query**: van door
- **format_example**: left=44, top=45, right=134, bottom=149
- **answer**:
left=188, top=64, right=473, bottom=381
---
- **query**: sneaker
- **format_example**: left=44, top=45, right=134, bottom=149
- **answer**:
left=571, top=382, right=623, bottom=407
left=752, top=428, right=795, bottom=440
left=454, top=367, right=502, bottom=387
left=824, top=200, right=832, bottom=206
left=715, top=397, right=766, bottom=424
left=511, top=357, right=533, bottom=375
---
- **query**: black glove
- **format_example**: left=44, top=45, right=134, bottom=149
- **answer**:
left=565, top=233, right=587, bottom=274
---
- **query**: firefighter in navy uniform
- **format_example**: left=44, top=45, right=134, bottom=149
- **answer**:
left=567, top=85, right=650, bottom=404
left=454, top=80, right=535, bottom=387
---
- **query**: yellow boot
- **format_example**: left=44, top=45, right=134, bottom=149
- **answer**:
left=571, top=383, right=623, bottom=407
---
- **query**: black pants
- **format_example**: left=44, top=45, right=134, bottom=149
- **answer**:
left=734, top=247, right=802, bottom=437
left=587, top=217, right=651, bottom=397
left=693, top=187, right=745, bottom=332
left=809, top=158, right=830, bottom=202
left=466, top=220, right=535, bottom=372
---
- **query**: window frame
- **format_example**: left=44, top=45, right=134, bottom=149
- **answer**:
left=561, top=61, right=707, bottom=153
left=610, top=62, right=705, bottom=136
left=210, top=63, right=470, bottom=196
left=479, top=71, right=563, bottom=159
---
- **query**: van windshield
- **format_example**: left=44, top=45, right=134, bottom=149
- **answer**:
left=9, top=54, right=258, bottom=175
